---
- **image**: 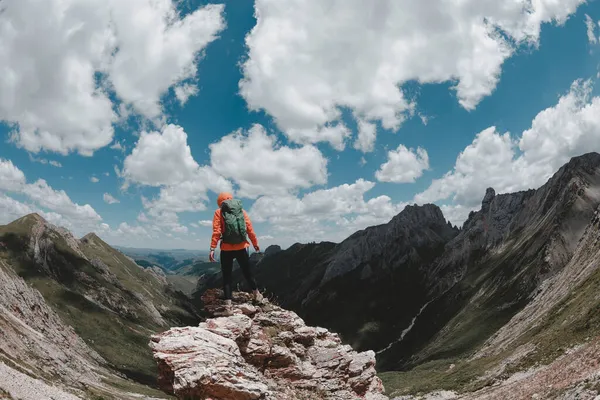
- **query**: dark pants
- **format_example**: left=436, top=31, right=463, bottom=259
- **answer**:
left=221, top=248, right=257, bottom=300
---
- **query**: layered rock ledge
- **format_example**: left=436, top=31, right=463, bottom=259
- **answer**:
left=149, top=289, right=388, bottom=400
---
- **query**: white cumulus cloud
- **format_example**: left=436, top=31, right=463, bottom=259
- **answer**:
left=240, top=0, right=585, bottom=150
left=415, top=79, right=600, bottom=224
left=0, top=158, right=104, bottom=233
left=120, top=123, right=235, bottom=237
left=0, top=159, right=27, bottom=192
left=353, top=120, right=377, bottom=153
left=0, top=0, right=225, bottom=156
left=115, top=222, right=152, bottom=238
left=174, top=84, right=200, bottom=106
left=0, top=194, right=34, bottom=225
left=376, top=145, right=430, bottom=183
left=209, top=124, right=328, bottom=198
left=251, top=178, right=405, bottom=243
left=103, top=193, right=120, bottom=204
left=122, top=124, right=200, bottom=187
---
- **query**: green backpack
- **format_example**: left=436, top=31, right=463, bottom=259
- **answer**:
left=221, top=199, right=247, bottom=244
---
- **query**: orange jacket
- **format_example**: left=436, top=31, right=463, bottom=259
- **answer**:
left=210, top=208, right=259, bottom=251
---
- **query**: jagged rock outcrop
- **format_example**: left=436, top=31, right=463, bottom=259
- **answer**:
left=264, top=245, right=282, bottom=257
left=248, top=245, right=282, bottom=268
left=146, top=265, right=169, bottom=285
left=150, top=289, right=388, bottom=400
left=320, top=204, right=458, bottom=286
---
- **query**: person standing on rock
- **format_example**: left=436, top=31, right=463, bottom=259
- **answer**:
left=209, top=192, right=263, bottom=305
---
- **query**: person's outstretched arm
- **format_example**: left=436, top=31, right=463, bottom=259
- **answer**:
left=243, top=210, right=259, bottom=251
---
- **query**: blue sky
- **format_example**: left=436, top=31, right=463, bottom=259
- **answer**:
left=1, top=0, right=600, bottom=249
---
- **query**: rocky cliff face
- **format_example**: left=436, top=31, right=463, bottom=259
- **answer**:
left=0, top=254, right=105, bottom=397
left=301, top=204, right=459, bottom=353
left=320, top=204, right=458, bottom=286
left=0, top=213, right=198, bottom=399
left=264, top=245, right=282, bottom=257
left=387, top=153, right=600, bottom=369
left=150, top=289, right=388, bottom=400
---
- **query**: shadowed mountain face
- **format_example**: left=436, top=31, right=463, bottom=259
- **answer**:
left=390, top=152, right=600, bottom=368
left=0, top=214, right=199, bottom=397
left=197, top=152, right=600, bottom=396
left=199, top=205, right=459, bottom=356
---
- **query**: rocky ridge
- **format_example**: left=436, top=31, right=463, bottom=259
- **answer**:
left=150, top=289, right=388, bottom=400
left=319, top=204, right=458, bottom=286
left=399, top=153, right=600, bottom=365
left=0, top=213, right=197, bottom=399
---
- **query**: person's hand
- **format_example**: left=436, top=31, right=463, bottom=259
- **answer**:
left=209, top=249, right=216, bottom=262
left=254, top=245, right=260, bottom=253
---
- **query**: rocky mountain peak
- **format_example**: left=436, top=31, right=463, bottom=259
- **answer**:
left=3, top=212, right=91, bottom=263
left=82, top=232, right=100, bottom=241
left=481, top=187, right=496, bottom=210
left=391, top=203, right=447, bottom=226
left=7, top=212, right=48, bottom=230
left=264, top=244, right=282, bottom=256
left=150, top=289, right=388, bottom=400
left=561, top=151, right=600, bottom=172
left=80, top=232, right=109, bottom=249
left=321, top=203, right=457, bottom=285
left=541, top=152, right=600, bottom=204
left=21, top=212, right=46, bottom=223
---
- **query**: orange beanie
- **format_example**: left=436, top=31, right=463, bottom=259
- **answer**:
left=217, top=192, right=233, bottom=207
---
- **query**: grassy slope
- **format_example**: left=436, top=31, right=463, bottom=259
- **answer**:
left=379, top=235, right=600, bottom=397
left=380, top=259, right=600, bottom=397
left=166, top=261, right=221, bottom=297
left=0, top=219, right=198, bottom=394
left=171, top=261, right=220, bottom=277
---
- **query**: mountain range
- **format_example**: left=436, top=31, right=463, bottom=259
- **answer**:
left=197, top=152, right=600, bottom=398
left=4, top=153, right=600, bottom=398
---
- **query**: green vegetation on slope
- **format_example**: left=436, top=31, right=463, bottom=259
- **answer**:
left=380, top=234, right=600, bottom=397
left=0, top=218, right=200, bottom=390
left=171, top=261, right=220, bottom=277
left=134, top=259, right=153, bottom=268
left=502, top=255, right=600, bottom=374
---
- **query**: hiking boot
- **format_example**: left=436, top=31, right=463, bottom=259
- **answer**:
left=253, top=290, right=264, bottom=303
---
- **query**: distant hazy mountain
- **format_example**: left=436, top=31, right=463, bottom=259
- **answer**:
left=115, top=245, right=209, bottom=271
